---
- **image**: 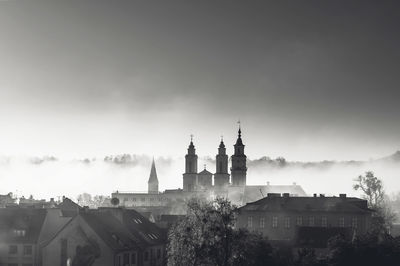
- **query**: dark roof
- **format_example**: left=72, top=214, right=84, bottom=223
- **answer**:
left=58, top=197, right=81, bottom=217
left=0, top=208, right=47, bottom=244
left=159, top=215, right=185, bottom=223
left=243, top=185, right=307, bottom=203
left=80, top=208, right=165, bottom=251
left=239, top=195, right=371, bottom=214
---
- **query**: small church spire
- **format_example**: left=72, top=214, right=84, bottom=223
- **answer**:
left=148, top=157, right=159, bottom=194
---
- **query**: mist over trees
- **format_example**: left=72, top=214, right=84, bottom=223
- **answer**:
left=76, top=193, right=111, bottom=208
left=353, top=171, right=397, bottom=232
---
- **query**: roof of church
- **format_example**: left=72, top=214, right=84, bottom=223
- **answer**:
left=198, top=169, right=212, bottom=175
left=235, top=127, right=244, bottom=146
left=148, top=159, right=158, bottom=183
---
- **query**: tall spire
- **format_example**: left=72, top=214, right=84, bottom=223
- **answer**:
left=231, top=121, right=247, bottom=186
left=148, top=157, right=159, bottom=193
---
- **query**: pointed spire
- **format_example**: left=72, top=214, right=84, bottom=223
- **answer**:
left=148, top=158, right=158, bottom=183
left=235, top=121, right=243, bottom=146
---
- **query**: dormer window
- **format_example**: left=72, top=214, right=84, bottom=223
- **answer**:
left=13, top=229, right=26, bottom=237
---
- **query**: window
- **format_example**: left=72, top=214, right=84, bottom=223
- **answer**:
left=124, top=197, right=128, bottom=202
left=309, top=216, right=315, bottom=226
left=132, top=198, right=136, bottom=202
left=14, top=229, right=26, bottom=237
left=247, top=216, right=253, bottom=228
left=339, top=217, right=345, bottom=227
left=23, top=245, right=33, bottom=255
left=352, top=217, right=357, bottom=228
left=259, top=217, right=265, bottom=228
left=131, top=253, right=136, bottom=265
left=144, top=251, right=149, bottom=261
left=296, top=216, right=302, bottom=226
left=322, top=216, right=327, bottom=227
left=123, top=253, right=129, bottom=266
left=272, top=217, right=278, bottom=228
left=284, top=217, right=290, bottom=228
left=157, top=248, right=161, bottom=259
left=117, top=255, right=122, bottom=266
left=9, top=245, right=18, bottom=254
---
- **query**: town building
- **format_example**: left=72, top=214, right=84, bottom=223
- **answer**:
left=0, top=208, right=47, bottom=266
left=41, top=207, right=166, bottom=266
left=236, top=193, right=373, bottom=248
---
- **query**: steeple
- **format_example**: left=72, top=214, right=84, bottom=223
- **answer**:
left=231, top=123, right=247, bottom=186
left=215, top=135, right=230, bottom=189
left=148, top=158, right=159, bottom=194
left=183, top=135, right=198, bottom=192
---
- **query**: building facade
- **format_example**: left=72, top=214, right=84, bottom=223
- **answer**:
left=237, top=193, right=373, bottom=248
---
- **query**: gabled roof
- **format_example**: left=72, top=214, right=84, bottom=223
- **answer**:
left=58, top=197, right=81, bottom=217
left=80, top=208, right=165, bottom=251
left=198, top=169, right=212, bottom=175
left=0, top=208, right=47, bottom=244
left=239, top=195, right=371, bottom=214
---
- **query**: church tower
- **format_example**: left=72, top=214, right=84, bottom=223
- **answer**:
left=148, top=158, right=159, bottom=194
left=183, top=135, right=198, bottom=192
left=231, top=125, right=247, bottom=186
left=214, top=137, right=230, bottom=188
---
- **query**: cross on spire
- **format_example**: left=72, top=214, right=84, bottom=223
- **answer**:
left=190, top=134, right=194, bottom=142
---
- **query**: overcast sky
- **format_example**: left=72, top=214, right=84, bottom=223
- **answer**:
left=0, top=0, right=399, bottom=161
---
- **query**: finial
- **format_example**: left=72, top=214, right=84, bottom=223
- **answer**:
left=190, top=134, right=194, bottom=142
left=237, top=120, right=242, bottom=137
left=220, top=135, right=224, bottom=142
left=204, top=164, right=206, bottom=170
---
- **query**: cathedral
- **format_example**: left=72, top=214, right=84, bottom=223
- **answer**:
left=181, top=126, right=247, bottom=193
left=113, top=125, right=307, bottom=212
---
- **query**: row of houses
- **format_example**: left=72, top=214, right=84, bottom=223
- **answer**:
left=0, top=192, right=382, bottom=266
left=0, top=198, right=166, bottom=266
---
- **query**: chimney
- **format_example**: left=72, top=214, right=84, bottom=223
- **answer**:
left=313, top=193, right=317, bottom=197
left=283, top=193, right=290, bottom=198
left=339, top=194, right=347, bottom=199
left=293, top=182, right=296, bottom=186
left=267, top=193, right=281, bottom=198
left=267, top=181, right=270, bottom=186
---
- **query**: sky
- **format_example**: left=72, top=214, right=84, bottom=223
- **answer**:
left=0, top=0, right=400, bottom=163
